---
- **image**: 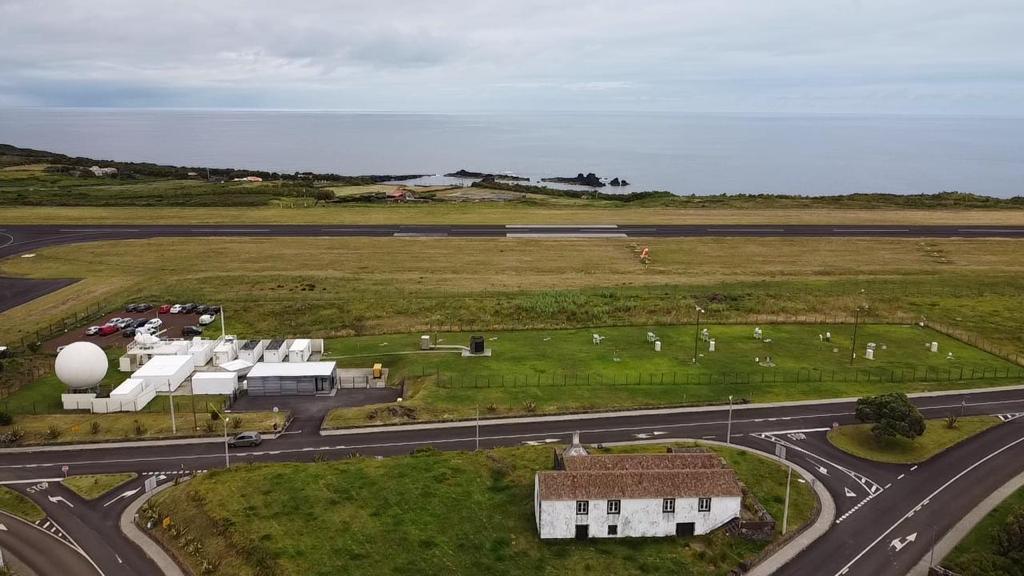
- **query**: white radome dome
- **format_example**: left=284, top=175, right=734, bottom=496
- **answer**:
left=54, top=341, right=108, bottom=389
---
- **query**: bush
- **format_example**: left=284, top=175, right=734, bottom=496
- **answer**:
left=997, top=505, right=1024, bottom=560
left=210, top=410, right=220, bottom=421
left=133, top=420, right=147, bottom=436
left=89, top=421, right=101, bottom=435
left=231, top=417, right=242, bottom=430
left=45, top=425, right=62, bottom=440
left=0, top=427, right=25, bottom=446
left=855, top=392, right=925, bottom=441
left=522, top=401, right=538, bottom=413
left=0, top=411, right=12, bottom=426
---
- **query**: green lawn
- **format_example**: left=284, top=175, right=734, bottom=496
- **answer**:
left=146, top=443, right=814, bottom=576
left=321, top=324, right=1020, bottom=427
left=62, top=473, right=138, bottom=500
left=0, top=486, right=45, bottom=523
left=827, top=416, right=1002, bottom=464
left=942, top=484, right=1024, bottom=576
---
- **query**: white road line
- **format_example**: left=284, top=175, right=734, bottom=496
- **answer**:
left=505, top=224, right=619, bottom=228
left=393, top=232, right=448, bottom=237
left=754, top=433, right=883, bottom=496
left=58, top=229, right=139, bottom=233
left=706, top=228, right=786, bottom=232
left=192, top=228, right=271, bottom=233
left=898, top=474, right=905, bottom=480
left=505, top=233, right=628, bottom=238
left=833, top=228, right=910, bottom=233
left=832, top=434, right=1024, bottom=576
left=0, top=478, right=62, bottom=484
left=910, top=465, right=918, bottom=471
left=319, top=228, right=399, bottom=232
left=957, top=229, right=1024, bottom=233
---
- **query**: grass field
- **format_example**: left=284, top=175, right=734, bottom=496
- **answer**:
left=63, top=473, right=138, bottom=500
left=826, top=416, right=1002, bottom=464
left=0, top=486, right=45, bottom=523
left=321, top=324, right=1019, bottom=426
left=0, top=409, right=285, bottom=446
left=943, top=484, right=1024, bottom=576
left=146, top=443, right=815, bottom=576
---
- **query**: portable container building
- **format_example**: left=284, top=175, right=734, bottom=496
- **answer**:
left=263, top=340, right=289, bottom=363
left=238, top=339, right=268, bottom=364
left=131, top=355, right=194, bottom=392
left=288, top=339, right=312, bottom=362
left=191, top=371, right=239, bottom=395
left=213, top=337, right=238, bottom=367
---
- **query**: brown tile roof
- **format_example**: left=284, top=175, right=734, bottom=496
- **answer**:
left=537, top=469, right=742, bottom=500
left=563, top=453, right=726, bottom=472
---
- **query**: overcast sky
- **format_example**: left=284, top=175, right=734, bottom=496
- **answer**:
left=1, top=0, right=1021, bottom=114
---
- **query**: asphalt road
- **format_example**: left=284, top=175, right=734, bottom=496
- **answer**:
left=0, top=509, right=101, bottom=575
left=1, top=387, right=1023, bottom=575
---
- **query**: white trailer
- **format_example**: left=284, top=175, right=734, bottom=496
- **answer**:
left=131, top=355, right=194, bottom=392
left=213, top=337, right=238, bottom=366
left=238, top=339, right=268, bottom=364
left=288, top=338, right=312, bottom=362
left=191, top=371, right=239, bottom=395
left=262, top=340, right=289, bottom=363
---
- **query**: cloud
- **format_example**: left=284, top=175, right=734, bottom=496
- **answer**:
left=0, top=0, right=1021, bottom=113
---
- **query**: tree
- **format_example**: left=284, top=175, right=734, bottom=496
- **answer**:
left=854, top=392, right=925, bottom=441
left=998, top=505, right=1024, bottom=560
left=314, top=189, right=335, bottom=204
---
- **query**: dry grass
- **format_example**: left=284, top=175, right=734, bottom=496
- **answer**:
left=3, top=205, right=1024, bottom=225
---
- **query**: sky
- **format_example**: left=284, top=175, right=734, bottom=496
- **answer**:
left=1, top=0, right=1022, bottom=114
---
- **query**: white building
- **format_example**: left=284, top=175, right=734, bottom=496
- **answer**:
left=131, top=354, right=194, bottom=392
left=89, top=165, right=118, bottom=177
left=534, top=442, right=742, bottom=540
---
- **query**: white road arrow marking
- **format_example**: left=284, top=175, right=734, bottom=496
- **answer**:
left=47, top=495, right=74, bottom=508
left=817, top=465, right=829, bottom=475
left=845, top=487, right=856, bottom=497
left=103, top=487, right=141, bottom=508
left=0, top=522, right=7, bottom=531
left=890, top=532, right=917, bottom=552
left=155, top=475, right=167, bottom=482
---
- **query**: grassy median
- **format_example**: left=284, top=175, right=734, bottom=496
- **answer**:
left=827, top=416, right=1002, bottom=464
left=145, top=443, right=815, bottom=576
left=0, top=486, right=45, bottom=523
left=63, top=473, right=138, bottom=500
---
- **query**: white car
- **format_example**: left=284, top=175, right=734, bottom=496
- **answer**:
left=198, top=314, right=216, bottom=326
left=85, top=325, right=102, bottom=336
left=169, top=304, right=183, bottom=314
left=145, top=318, right=163, bottom=329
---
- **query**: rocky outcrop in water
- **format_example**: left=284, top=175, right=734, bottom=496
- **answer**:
left=445, top=169, right=529, bottom=181
left=541, top=172, right=604, bottom=187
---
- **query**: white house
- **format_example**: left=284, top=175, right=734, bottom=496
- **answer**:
left=88, top=165, right=118, bottom=177
left=534, top=438, right=742, bottom=540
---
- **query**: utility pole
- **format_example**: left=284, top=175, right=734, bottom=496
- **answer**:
left=850, top=305, right=867, bottom=366
left=223, top=417, right=231, bottom=469
left=782, top=465, right=792, bottom=533
left=475, top=405, right=480, bottom=451
left=692, top=306, right=704, bottom=363
left=169, top=393, right=176, bottom=434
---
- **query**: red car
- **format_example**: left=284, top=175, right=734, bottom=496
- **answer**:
left=158, top=304, right=172, bottom=314
left=99, top=324, right=119, bottom=336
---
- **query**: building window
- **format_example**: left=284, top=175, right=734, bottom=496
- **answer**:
left=607, top=500, right=621, bottom=515
left=698, top=498, right=712, bottom=512
left=608, top=525, right=618, bottom=536
left=576, top=500, right=589, bottom=515
left=662, top=498, right=675, bottom=513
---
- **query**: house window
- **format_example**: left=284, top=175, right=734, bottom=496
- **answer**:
left=698, top=498, right=712, bottom=512
left=662, top=498, right=676, bottom=513
left=607, top=500, right=621, bottom=515
left=608, top=525, right=618, bottom=536
left=576, top=500, right=589, bottom=515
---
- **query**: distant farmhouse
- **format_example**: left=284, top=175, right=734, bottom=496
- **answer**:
left=534, top=434, right=743, bottom=539
left=232, top=175, right=264, bottom=182
left=88, top=165, right=118, bottom=177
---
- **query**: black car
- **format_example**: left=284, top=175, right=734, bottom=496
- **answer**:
left=207, top=305, right=222, bottom=314
left=125, top=303, right=139, bottom=312
left=181, top=303, right=197, bottom=314
left=122, top=327, right=137, bottom=338
left=182, top=325, right=203, bottom=337
left=136, top=303, right=153, bottom=312
left=195, top=304, right=209, bottom=315
left=133, top=318, right=150, bottom=328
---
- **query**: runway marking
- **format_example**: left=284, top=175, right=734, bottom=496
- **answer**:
left=957, top=228, right=1024, bottom=233
left=192, top=228, right=271, bottom=233
left=394, top=232, right=448, bottom=237
left=505, top=233, right=628, bottom=238
left=319, top=228, right=399, bottom=232
left=706, top=228, right=785, bottom=232
left=58, top=228, right=140, bottom=233
left=833, top=228, right=910, bottom=233
left=505, top=224, right=619, bottom=228
left=832, top=433, right=1024, bottom=576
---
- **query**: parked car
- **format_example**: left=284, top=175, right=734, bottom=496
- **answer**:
left=125, top=303, right=139, bottom=312
left=85, top=325, right=102, bottom=336
left=133, top=318, right=150, bottom=328
left=122, top=327, right=137, bottom=338
left=182, top=325, right=203, bottom=337
left=136, top=303, right=153, bottom=312
left=99, top=324, right=119, bottom=336
left=108, top=316, right=123, bottom=325
left=181, top=303, right=197, bottom=314
left=195, top=305, right=209, bottom=315
left=228, top=432, right=262, bottom=448
left=198, top=314, right=216, bottom=326
left=158, top=304, right=172, bottom=314
left=145, top=318, right=163, bottom=329
left=170, top=304, right=183, bottom=314
left=207, top=305, right=222, bottom=314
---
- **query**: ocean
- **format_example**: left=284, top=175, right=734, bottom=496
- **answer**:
left=1, top=108, right=1021, bottom=197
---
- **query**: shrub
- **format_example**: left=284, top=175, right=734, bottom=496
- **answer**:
left=0, top=411, right=12, bottom=426
left=133, top=420, right=147, bottom=436
left=45, top=425, right=62, bottom=440
left=522, top=401, right=538, bottom=413
left=486, top=403, right=498, bottom=413
left=231, top=417, right=242, bottom=430
left=946, top=413, right=959, bottom=429
left=89, top=421, right=101, bottom=435
left=997, top=505, right=1024, bottom=559
left=209, top=410, right=220, bottom=421
left=0, top=427, right=25, bottom=446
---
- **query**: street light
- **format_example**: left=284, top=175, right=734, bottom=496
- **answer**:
left=223, top=417, right=231, bottom=469
left=726, top=395, right=734, bottom=444
left=692, top=306, right=705, bottom=363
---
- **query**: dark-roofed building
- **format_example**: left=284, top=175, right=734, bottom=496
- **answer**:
left=534, top=444, right=742, bottom=539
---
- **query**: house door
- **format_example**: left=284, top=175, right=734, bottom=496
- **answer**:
left=315, top=377, right=329, bottom=392
left=575, top=525, right=589, bottom=540
left=675, top=522, right=695, bottom=537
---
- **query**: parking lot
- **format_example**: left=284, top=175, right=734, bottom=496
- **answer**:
left=43, top=303, right=222, bottom=353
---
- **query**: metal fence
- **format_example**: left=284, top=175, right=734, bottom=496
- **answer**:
left=434, top=365, right=1024, bottom=389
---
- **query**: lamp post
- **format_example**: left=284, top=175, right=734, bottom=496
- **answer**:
left=223, top=417, right=231, bottom=469
left=726, top=395, right=734, bottom=444
left=692, top=306, right=705, bottom=363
